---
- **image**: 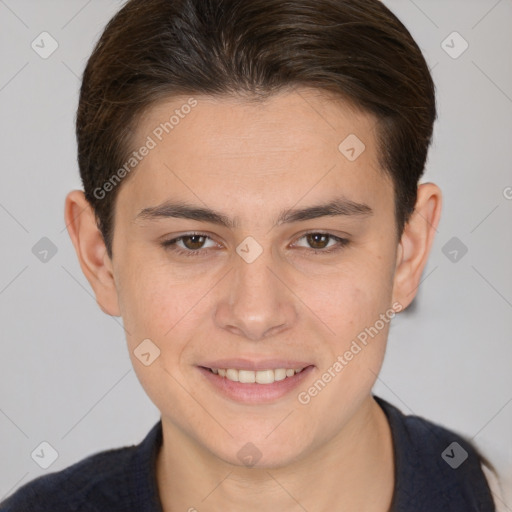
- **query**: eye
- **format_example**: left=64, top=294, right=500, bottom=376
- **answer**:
left=161, top=233, right=219, bottom=257
left=293, top=232, right=349, bottom=254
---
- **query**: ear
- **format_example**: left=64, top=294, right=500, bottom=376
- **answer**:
left=64, top=190, right=121, bottom=316
left=392, top=182, right=442, bottom=310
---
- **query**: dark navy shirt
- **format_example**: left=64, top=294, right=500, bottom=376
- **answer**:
left=0, top=395, right=496, bottom=511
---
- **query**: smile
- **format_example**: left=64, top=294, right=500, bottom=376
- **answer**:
left=208, top=367, right=306, bottom=384
left=198, top=364, right=315, bottom=404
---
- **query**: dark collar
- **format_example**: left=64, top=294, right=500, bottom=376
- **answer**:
left=130, top=396, right=494, bottom=511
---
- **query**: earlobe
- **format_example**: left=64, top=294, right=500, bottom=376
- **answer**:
left=392, top=183, right=442, bottom=310
left=64, top=190, right=121, bottom=316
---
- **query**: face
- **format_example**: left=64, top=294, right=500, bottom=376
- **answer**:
left=110, top=88, right=401, bottom=467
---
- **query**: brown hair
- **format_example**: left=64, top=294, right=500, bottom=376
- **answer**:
left=76, top=0, right=436, bottom=257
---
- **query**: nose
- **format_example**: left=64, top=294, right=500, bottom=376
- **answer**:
left=214, top=246, right=297, bottom=341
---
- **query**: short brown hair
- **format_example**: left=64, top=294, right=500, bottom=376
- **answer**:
left=76, top=0, right=436, bottom=257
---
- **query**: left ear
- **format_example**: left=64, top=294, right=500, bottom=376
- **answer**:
left=392, top=182, right=442, bottom=310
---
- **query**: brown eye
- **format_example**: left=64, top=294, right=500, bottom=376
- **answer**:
left=293, top=232, right=350, bottom=254
left=306, top=233, right=331, bottom=250
left=161, top=232, right=219, bottom=257
left=181, top=235, right=207, bottom=250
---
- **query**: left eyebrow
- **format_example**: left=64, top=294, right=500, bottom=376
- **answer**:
left=276, top=198, right=373, bottom=225
left=134, top=197, right=373, bottom=228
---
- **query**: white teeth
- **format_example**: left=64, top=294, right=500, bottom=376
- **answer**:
left=211, top=367, right=305, bottom=384
left=255, top=369, right=274, bottom=384
left=226, top=368, right=238, bottom=382
left=274, top=368, right=287, bottom=381
left=238, top=370, right=256, bottom=383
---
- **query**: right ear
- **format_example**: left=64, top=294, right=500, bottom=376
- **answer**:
left=64, top=190, right=121, bottom=316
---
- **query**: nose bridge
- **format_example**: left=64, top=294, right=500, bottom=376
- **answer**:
left=235, top=249, right=276, bottom=302
left=214, top=242, right=295, bottom=340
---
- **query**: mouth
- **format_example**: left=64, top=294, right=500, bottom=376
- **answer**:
left=197, top=363, right=315, bottom=404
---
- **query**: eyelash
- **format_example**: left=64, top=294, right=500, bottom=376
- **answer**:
left=160, top=232, right=350, bottom=258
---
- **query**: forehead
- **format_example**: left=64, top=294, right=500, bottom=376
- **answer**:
left=119, top=88, right=391, bottom=218
left=135, top=88, right=376, bottom=158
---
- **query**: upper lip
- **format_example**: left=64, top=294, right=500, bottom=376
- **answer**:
left=199, top=359, right=314, bottom=371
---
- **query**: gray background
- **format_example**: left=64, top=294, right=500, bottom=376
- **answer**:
left=1, top=0, right=511, bottom=505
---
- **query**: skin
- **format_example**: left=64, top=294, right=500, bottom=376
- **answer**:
left=65, top=88, right=442, bottom=511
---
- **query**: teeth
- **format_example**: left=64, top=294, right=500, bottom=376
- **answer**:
left=274, top=368, right=287, bottom=381
left=211, top=367, right=304, bottom=384
left=226, top=368, right=239, bottom=382
left=239, top=370, right=256, bottom=383
left=255, top=370, right=273, bottom=384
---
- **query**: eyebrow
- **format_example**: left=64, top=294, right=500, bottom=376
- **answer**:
left=135, top=197, right=373, bottom=228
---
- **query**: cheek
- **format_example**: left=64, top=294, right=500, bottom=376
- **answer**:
left=118, top=266, right=206, bottom=408
left=317, top=256, right=395, bottom=338
left=117, top=260, right=195, bottom=348
left=299, top=282, right=394, bottom=429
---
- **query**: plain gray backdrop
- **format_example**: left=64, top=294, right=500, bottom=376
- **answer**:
left=1, top=0, right=511, bottom=505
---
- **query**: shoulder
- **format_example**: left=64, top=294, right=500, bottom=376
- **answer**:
left=1, top=421, right=163, bottom=512
left=0, top=444, right=137, bottom=512
left=481, top=463, right=509, bottom=512
left=374, top=395, right=497, bottom=511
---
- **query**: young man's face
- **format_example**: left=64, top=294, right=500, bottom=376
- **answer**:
left=78, top=88, right=431, bottom=467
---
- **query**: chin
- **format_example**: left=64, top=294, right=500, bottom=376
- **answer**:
left=207, top=435, right=311, bottom=470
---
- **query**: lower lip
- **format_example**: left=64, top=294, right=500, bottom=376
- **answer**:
left=198, top=366, right=315, bottom=404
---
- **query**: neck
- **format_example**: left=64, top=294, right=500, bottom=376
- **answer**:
left=156, top=395, right=395, bottom=512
